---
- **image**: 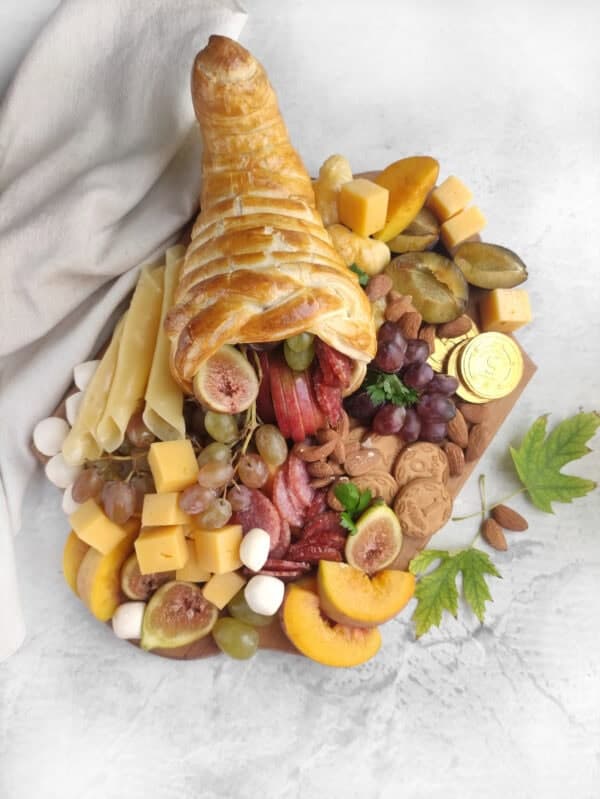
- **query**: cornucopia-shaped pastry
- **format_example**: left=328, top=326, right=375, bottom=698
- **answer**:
left=165, top=35, right=376, bottom=396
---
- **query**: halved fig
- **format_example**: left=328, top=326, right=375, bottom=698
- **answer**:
left=345, top=504, right=403, bottom=575
left=453, top=241, right=528, bottom=289
left=140, top=581, right=218, bottom=651
left=385, top=252, right=469, bottom=323
left=193, top=345, right=258, bottom=414
left=120, top=553, right=174, bottom=601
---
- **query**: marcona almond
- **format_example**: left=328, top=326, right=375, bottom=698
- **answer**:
left=447, top=409, right=469, bottom=449
left=465, top=423, right=489, bottom=462
left=457, top=402, right=490, bottom=425
left=443, top=442, right=465, bottom=476
left=491, top=504, right=529, bottom=532
left=481, top=518, right=507, bottom=551
left=397, top=311, right=422, bottom=339
left=418, top=324, right=436, bottom=355
left=436, top=315, right=472, bottom=339
left=365, top=273, right=393, bottom=302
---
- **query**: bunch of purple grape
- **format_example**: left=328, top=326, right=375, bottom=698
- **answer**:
left=344, top=321, right=458, bottom=443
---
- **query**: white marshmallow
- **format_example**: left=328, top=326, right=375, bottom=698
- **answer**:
left=239, top=527, right=271, bottom=572
left=73, top=360, right=100, bottom=391
left=65, top=391, right=84, bottom=425
left=112, top=602, right=146, bottom=640
left=62, top=484, right=81, bottom=515
left=45, top=453, right=82, bottom=489
left=33, top=416, right=70, bottom=456
left=244, top=575, right=285, bottom=617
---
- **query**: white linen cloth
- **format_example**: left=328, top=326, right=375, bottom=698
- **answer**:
left=0, top=0, right=247, bottom=661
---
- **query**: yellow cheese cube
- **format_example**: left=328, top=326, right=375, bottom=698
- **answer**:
left=338, top=178, right=389, bottom=237
left=147, top=439, right=199, bottom=493
left=193, top=524, right=243, bottom=575
left=134, top=525, right=188, bottom=574
left=141, top=492, right=192, bottom=528
left=69, top=499, right=129, bottom=555
left=440, top=205, right=486, bottom=250
left=427, top=176, right=473, bottom=222
left=175, top=539, right=211, bottom=583
left=479, top=288, right=532, bottom=333
left=202, top=571, right=246, bottom=610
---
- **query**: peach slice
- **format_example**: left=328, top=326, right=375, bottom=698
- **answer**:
left=62, top=531, right=90, bottom=595
left=317, top=561, right=415, bottom=628
left=373, top=156, right=439, bottom=242
left=281, top=577, right=381, bottom=667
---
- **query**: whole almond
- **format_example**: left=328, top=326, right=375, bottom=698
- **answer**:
left=306, top=461, right=336, bottom=478
left=385, top=294, right=416, bottom=322
left=365, top=273, right=393, bottom=302
left=437, top=315, right=472, bottom=339
left=447, top=409, right=469, bottom=449
left=443, top=442, right=465, bottom=476
left=310, top=476, right=335, bottom=489
left=418, top=324, right=436, bottom=355
left=397, top=311, right=422, bottom=339
left=456, top=402, right=490, bottom=425
left=482, top=518, right=507, bottom=551
left=465, top=423, right=489, bottom=462
left=491, top=504, right=529, bottom=532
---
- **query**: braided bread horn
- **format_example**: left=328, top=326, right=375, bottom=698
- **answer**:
left=166, top=35, right=376, bottom=393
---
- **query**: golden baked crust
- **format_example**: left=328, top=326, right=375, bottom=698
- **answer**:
left=166, top=35, right=376, bottom=392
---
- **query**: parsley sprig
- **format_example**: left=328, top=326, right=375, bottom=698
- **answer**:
left=334, top=482, right=372, bottom=535
left=365, top=372, right=419, bottom=408
left=349, top=263, right=369, bottom=286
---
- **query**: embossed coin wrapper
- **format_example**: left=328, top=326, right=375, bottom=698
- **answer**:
left=0, top=0, right=247, bottom=661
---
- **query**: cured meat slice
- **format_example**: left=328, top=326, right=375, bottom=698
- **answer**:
left=272, top=467, right=304, bottom=527
left=305, top=488, right=328, bottom=520
left=313, top=367, right=343, bottom=426
left=302, top=511, right=346, bottom=541
left=286, top=454, right=314, bottom=508
left=286, top=543, right=343, bottom=564
left=270, top=518, right=291, bottom=559
left=315, top=340, right=353, bottom=388
left=232, top=488, right=281, bottom=554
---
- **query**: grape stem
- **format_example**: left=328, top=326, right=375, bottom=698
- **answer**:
left=451, top=484, right=528, bottom=522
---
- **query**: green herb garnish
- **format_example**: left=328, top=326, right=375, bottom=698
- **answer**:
left=349, top=263, right=369, bottom=286
left=334, top=482, right=372, bottom=535
left=365, top=372, right=419, bottom=408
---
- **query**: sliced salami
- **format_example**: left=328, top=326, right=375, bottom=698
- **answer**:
left=305, top=488, right=328, bottom=520
left=232, top=488, right=281, bottom=554
left=302, top=511, right=346, bottom=541
left=286, top=543, right=343, bottom=564
left=313, top=367, right=343, bottom=426
left=315, top=340, right=353, bottom=388
left=286, top=454, right=314, bottom=508
left=272, top=467, right=304, bottom=527
left=270, top=518, right=291, bottom=559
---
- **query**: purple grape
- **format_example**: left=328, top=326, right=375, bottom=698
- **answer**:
left=404, top=338, right=430, bottom=365
left=344, top=390, right=379, bottom=422
left=402, top=362, right=434, bottom=389
left=374, top=341, right=406, bottom=373
left=425, top=374, right=459, bottom=396
left=400, top=408, right=421, bottom=442
left=419, top=420, right=448, bottom=442
left=372, top=403, right=407, bottom=434
left=417, top=393, right=456, bottom=423
left=377, top=322, right=407, bottom=351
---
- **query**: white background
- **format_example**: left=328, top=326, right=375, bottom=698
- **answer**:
left=1, top=1, right=600, bottom=798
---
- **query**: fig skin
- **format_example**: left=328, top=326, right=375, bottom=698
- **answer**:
left=193, top=344, right=259, bottom=414
left=345, top=504, right=403, bottom=575
left=120, top=553, right=174, bottom=601
left=140, top=581, right=219, bottom=651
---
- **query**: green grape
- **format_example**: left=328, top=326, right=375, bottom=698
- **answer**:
left=284, top=340, right=315, bottom=371
left=254, top=424, right=288, bottom=466
left=212, top=617, right=259, bottom=659
left=196, top=497, right=232, bottom=528
left=197, top=441, right=232, bottom=467
left=204, top=411, right=239, bottom=444
left=228, top=588, right=276, bottom=627
left=286, top=332, right=314, bottom=353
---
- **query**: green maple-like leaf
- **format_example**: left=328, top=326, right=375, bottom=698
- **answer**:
left=409, top=548, right=501, bottom=637
left=510, top=412, right=600, bottom=513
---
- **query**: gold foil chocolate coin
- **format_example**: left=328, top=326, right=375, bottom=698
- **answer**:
left=446, top=342, right=488, bottom=404
left=427, top=322, right=479, bottom=373
left=460, top=333, right=523, bottom=400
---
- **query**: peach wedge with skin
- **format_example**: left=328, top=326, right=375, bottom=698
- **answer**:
left=317, top=561, right=416, bottom=628
left=281, top=577, right=381, bottom=667
left=62, top=531, right=90, bottom=595
left=373, top=156, right=439, bottom=242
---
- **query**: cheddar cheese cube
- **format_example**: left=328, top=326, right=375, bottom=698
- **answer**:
left=141, top=492, right=192, bottom=528
left=479, top=288, right=532, bottom=333
left=69, top=499, right=130, bottom=555
left=134, top=525, right=188, bottom=574
left=440, top=205, right=486, bottom=250
left=175, top=539, right=211, bottom=583
left=202, top=571, right=246, bottom=610
left=193, top=524, right=243, bottom=575
left=147, top=439, right=199, bottom=493
left=338, top=178, right=389, bottom=237
left=427, top=176, right=473, bottom=222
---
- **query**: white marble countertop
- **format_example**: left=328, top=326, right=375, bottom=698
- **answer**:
left=1, top=1, right=599, bottom=797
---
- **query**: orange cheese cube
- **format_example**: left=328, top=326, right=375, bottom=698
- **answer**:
left=69, top=499, right=130, bottom=555
left=440, top=206, right=486, bottom=250
left=147, top=439, right=199, bottom=493
left=427, top=176, right=473, bottom=222
left=202, top=571, right=246, bottom=610
left=134, top=525, right=188, bottom=574
left=141, top=492, right=192, bottom=528
left=479, top=288, right=532, bottom=333
left=175, top=539, right=211, bottom=583
left=193, top=524, right=243, bottom=575
left=338, top=178, right=389, bottom=237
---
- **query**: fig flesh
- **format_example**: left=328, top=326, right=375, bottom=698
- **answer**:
left=140, top=581, right=218, bottom=651
left=193, top=345, right=259, bottom=414
left=120, top=553, right=174, bottom=601
left=453, top=241, right=528, bottom=289
left=345, top=504, right=403, bottom=575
